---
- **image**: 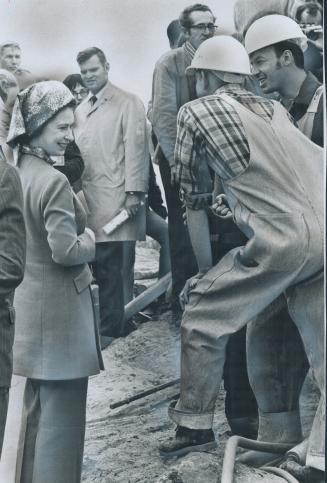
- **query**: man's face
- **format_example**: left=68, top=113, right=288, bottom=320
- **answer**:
left=79, top=55, right=109, bottom=94
left=0, top=47, right=21, bottom=72
left=71, top=83, right=89, bottom=105
left=250, top=46, right=284, bottom=94
left=186, top=11, right=216, bottom=50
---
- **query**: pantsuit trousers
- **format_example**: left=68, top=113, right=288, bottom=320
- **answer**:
left=15, top=378, right=88, bottom=483
left=0, top=387, right=9, bottom=457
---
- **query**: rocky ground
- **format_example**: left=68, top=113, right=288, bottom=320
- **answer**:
left=81, top=243, right=285, bottom=483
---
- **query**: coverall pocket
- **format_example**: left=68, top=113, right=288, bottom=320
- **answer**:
left=241, top=212, right=309, bottom=272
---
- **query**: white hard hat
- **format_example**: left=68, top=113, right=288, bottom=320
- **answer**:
left=245, top=14, right=306, bottom=55
left=186, top=35, right=251, bottom=76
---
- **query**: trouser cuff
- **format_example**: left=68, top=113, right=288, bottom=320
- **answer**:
left=168, top=401, right=214, bottom=430
left=258, top=410, right=302, bottom=443
left=306, top=453, right=325, bottom=472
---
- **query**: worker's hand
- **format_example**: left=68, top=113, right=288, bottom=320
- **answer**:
left=179, top=273, right=204, bottom=310
left=170, top=165, right=178, bottom=186
left=211, top=194, right=232, bottom=219
left=125, top=193, right=141, bottom=218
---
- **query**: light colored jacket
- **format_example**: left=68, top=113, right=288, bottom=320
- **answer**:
left=151, top=43, right=196, bottom=167
left=74, top=81, right=149, bottom=242
left=13, top=154, right=103, bottom=380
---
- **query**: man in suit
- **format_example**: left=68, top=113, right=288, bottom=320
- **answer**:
left=74, top=47, right=149, bottom=347
left=0, top=42, right=34, bottom=91
left=150, top=4, right=217, bottom=325
left=0, top=148, right=25, bottom=457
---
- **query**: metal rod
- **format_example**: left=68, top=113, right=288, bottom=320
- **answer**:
left=123, top=272, right=171, bottom=323
left=110, top=378, right=180, bottom=409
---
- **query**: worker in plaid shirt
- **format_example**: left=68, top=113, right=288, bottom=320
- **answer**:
left=159, top=36, right=324, bottom=483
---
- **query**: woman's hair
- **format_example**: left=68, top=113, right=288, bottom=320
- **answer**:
left=63, top=74, right=85, bottom=92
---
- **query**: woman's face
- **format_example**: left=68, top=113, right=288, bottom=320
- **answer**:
left=71, top=83, right=89, bottom=105
left=30, top=107, right=74, bottom=156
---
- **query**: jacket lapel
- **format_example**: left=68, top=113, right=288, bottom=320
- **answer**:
left=87, top=82, right=115, bottom=117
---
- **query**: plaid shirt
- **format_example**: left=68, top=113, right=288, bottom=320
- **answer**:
left=175, top=84, right=274, bottom=207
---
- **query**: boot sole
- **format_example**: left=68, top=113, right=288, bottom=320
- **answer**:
left=159, top=440, right=218, bottom=460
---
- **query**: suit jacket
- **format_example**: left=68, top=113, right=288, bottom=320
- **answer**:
left=151, top=43, right=196, bottom=167
left=74, top=81, right=149, bottom=242
left=0, top=152, right=25, bottom=387
left=13, top=154, right=103, bottom=380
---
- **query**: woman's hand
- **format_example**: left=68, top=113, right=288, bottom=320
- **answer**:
left=211, top=194, right=232, bottom=219
left=179, top=272, right=205, bottom=310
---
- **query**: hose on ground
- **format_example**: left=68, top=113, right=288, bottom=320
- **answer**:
left=221, top=436, right=295, bottom=483
left=264, top=466, right=300, bottom=483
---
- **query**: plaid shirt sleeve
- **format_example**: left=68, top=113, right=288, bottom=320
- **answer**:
left=175, top=105, right=213, bottom=208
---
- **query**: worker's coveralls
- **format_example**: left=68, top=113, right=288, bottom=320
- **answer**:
left=245, top=74, right=324, bottom=467
left=169, top=95, right=324, bottom=471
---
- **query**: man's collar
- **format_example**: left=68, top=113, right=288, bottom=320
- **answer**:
left=183, top=41, right=196, bottom=61
left=215, top=84, right=247, bottom=95
left=88, top=81, right=109, bottom=103
left=292, top=71, right=321, bottom=106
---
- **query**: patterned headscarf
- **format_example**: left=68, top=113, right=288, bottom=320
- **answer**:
left=7, top=80, right=75, bottom=148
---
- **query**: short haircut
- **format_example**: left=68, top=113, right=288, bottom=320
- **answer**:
left=0, top=41, right=21, bottom=57
left=179, top=4, right=215, bottom=30
left=273, top=40, right=305, bottom=69
left=167, top=19, right=182, bottom=46
left=63, top=73, right=86, bottom=91
left=0, top=69, right=17, bottom=102
left=76, top=47, right=107, bottom=66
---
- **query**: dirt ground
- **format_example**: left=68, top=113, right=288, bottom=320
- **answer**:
left=81, top=244, right=285, bottom=483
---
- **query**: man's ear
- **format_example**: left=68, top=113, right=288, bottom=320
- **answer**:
left=105, top=62, right=110, bottom=73
left=182, top=27, right=190, bottom=41
left=281, top=50, right=293, bottom=67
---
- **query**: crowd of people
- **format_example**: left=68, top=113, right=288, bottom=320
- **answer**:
left=0, top=0, right=324, bottom=482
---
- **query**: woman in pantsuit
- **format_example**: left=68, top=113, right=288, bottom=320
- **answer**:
left=7, top=81, right=103, bottom=483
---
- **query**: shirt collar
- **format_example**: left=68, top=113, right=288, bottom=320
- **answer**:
left=88, top=82, right=108, bottom=104
left=292, top=71, right=321, bottom=107
left=183, top=41, right=196, bottom=62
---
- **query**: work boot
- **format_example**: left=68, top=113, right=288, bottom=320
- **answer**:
left=159, top=425, right=217, bottom=459
left=280, top=460, right=325, bottom=483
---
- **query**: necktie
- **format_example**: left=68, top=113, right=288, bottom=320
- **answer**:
left=90, top=95, right=97, bottom=106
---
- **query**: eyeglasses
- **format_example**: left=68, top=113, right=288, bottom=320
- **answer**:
left=190, top=23, right=218, bottom=32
